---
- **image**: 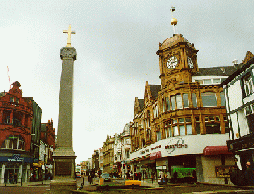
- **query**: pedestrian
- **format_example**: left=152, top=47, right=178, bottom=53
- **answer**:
left=138, top=172, right=142, bottom=181
left=88, top=175, right=92, bottom=184
left=173, top=171, right=178, bottom=183
left=151, top=173, right=154, bottom=184
left=245, top=161, right=254, bottom=186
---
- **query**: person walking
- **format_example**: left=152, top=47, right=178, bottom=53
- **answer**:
left=245, top=161, right=254, bottom=186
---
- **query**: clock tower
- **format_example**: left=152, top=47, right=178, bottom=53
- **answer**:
left=156, top=34, right=199, bottom=89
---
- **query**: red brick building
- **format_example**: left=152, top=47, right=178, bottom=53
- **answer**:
left=0, top=81, right=40, bottom=183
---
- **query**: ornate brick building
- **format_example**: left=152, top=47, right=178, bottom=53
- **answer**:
left=0, top=81, right=35, bottom=183
left=130, top=34, right=237, bottom=184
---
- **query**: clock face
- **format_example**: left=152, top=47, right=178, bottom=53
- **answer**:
left=167, top=56, right=178, bottom=68
left=188, top=57, right=194, bottom=68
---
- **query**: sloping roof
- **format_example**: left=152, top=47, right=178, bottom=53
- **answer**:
left=221, top=57, right=254, bottom=86
left=150, top=85, right=161, bottom=99
left=193, top=66, right=237, bottom=76
left=138, top=99, right=144, bottom=110
left=159, top=34, right=196, bottom=51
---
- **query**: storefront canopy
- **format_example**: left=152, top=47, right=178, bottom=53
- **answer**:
left=203, top=146, right=232, bottom=156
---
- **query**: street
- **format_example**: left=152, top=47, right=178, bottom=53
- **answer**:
left=1, top=177, right=254, bottom=194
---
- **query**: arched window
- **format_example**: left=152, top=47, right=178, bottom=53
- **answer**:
left=1, top=135, right=25, bottom=150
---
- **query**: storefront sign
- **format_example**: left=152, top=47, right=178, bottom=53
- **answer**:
left=151, top=145, right=161, bottom=150
left=8, top=154, right=24, bottom=162
left=166, top=138, right=188, bottom=154
left=165, top=143, right=188, bottom=149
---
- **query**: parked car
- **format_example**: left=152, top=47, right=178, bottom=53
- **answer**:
left=101, top=173, right=111, bottom=182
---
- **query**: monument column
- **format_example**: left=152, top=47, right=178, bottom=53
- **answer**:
left=51, top=25, right=77, bottom=193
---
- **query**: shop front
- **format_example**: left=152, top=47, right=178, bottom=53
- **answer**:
left=130, top=134, right=233, bottom=184
left=0, top=154, right=33, bottom=184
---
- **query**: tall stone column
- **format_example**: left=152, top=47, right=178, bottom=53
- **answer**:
left=51, top=47, right=77, bottom=193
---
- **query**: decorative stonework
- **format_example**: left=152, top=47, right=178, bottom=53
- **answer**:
left=60, top=47, right=77, bottom=60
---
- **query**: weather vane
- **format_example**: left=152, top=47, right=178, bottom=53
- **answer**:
left=63, top=24, right=76, bottom=47
left=170, top=6, right=177, bottom=34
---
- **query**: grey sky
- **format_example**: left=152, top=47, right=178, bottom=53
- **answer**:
left=1, top=0, right=254, bottom=163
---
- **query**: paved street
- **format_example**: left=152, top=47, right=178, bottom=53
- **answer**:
left=1, top=177, right=254, bottom=194
left=0, top=180, right=50, bottom=194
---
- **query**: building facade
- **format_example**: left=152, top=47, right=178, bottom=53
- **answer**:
left=222, top=51, right=254, bottom=185
left=0, top=82, right=35, bottom=183
left=102, top=135, right=115, bottom=174
left=130, top=34, right=236, bottom=184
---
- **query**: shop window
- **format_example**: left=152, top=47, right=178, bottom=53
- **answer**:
left=162, top=99, right=166, bottom=113
left=179, top=118, right=184, bottom=123
left=204, top=79, right=212, bottom=84
left=180, top=125, right=185, bottom=136
left=187, top=125, right=192, bottom=135
left=220, top=92, right=226, bottom=106
left=195, top=116, right=200, bottom=122
left=168, top=127, right=172, bottom=137
left=205, top=116, right=209, bottom=122
left=16, top=98, right=19, bottom=103
left=213, top=78, right=221, bottom=84
left=183, top=93, right=189, bottom=108
left=157, top=131, right=161, bottom=141
left=174, top=126, right=179, bottom=136
left=186, top=117, right=191, bottom=123
left=201, top=92, right=217, bottom=107
left=166, top=97, right=170, bottom=111
left=192, top=93, right=197, bottom=108
left=171, top=96, right=176, bottom=110
left=176, top=94, right=183, bottom=109
left=216, top=116, right=220, bottom=121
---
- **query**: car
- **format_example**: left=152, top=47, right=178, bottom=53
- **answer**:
left=101, top=173, right=111, bottom=182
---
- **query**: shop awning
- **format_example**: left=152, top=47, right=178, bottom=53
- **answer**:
left=203, top=146, right=233, bottom=156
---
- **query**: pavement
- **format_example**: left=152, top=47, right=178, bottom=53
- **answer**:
left=1, top=178, right=254, bottom=194
left=0, top=179, right=51, bottom=187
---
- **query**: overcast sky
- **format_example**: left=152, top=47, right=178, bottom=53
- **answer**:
left=1, top=0, right=254, bottom=163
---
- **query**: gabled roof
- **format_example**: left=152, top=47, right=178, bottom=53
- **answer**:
left=221, top=57, right=254, bottom=86
left=149, top=85, right=161, bottom=99
left=193, top=66, right=237, bottom=76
